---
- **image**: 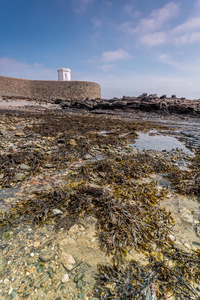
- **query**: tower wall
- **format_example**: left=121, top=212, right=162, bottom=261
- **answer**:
left=57, top=68, right=71, bottom=81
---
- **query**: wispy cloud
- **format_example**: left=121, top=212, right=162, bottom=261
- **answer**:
left=97, top=64, right=114, bottom=71
left=158, top=52, right=200, bottom=73
left=123, top=1, right=200, bottom=47
left=170, top=16, right=200, bottom=45
left=92, top=17, right=102, bottom=28
left=195, top=0, right=200, bottom=8
left=86, top=48, right=132, bottom=68
left=139, top=16, right=200, bottom=47
left=101, top=49, right=132, bottom=62
left=139, top=32, right=167, bottom=47
left=72, top=0, right=94, bottom=13
left=131, top=2, right=179, bottom=34
left=124, top=4, right=141, bottom=18
left=0, top=57, right=55, bottom=80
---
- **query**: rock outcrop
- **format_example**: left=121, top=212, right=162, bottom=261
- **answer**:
left=57, top=94, right=200, bottom=115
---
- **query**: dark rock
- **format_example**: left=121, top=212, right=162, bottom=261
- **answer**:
left=54, top=98, right=63, bottom=104
left=57, top=138, right=65, bottom=144
left=60, top=101, right=71, bottom=109
left=160, top=94, right=167, bottom=99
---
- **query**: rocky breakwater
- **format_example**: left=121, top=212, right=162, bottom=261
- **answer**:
left=58, top=93, right=200, bottom=115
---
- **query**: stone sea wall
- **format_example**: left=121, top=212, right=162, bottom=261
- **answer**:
left=0, top=76, right=101, bottom=101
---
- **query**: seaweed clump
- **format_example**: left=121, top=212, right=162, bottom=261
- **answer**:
left=166, top=151, right=200, bottom=197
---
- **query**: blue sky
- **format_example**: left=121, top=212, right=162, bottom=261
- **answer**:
left=1, top=0, right=200, bottom=99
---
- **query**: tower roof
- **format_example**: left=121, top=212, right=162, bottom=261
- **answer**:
left=57, top=67, right=71, bottom=72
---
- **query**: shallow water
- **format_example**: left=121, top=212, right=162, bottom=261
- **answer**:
left=129, top=131, right=193, bottom=155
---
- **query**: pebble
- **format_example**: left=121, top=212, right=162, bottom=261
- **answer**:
left=196, top=224, right=200, bottom=238
left=69, top=139, right=77, bottom=146
left=2, top=231, right=14, bottom=241
left=15, top=132, right=24, bottom=137
left=0, top=258, right=7, bottom=276
left=48, top=269, right=54, bottom=279
left=61, top=273, right=70, bottom=283
left=78, top=292, right=84, bottom=298
left=11, top=291, right=17, bottom=298
left=34, top=241, right=40, bottom=248
left=83, top=154, right=92, bottom=160
left=8, top=286, right=13, bottom=295
left=74, top=272, right=84, bottom=283
left=39, top=250, right=55, bottom=262
left=20, top=164, right=31, bottom=171
left=45, top=163, right=53, bottom=168
left=179, top=207, right=194, bottom=224
left=13, top=173, right=26, bottom=182
left=61, top=252, right=76, bottom=270
left=51, top=208, right=63, bottom=216
left=77, top=280, right=83, bottom=289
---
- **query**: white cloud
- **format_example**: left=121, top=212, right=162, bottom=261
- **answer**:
left=139, top=32, right=166, bottom=46
left=0, top=57, right=56, bottom=80
left=120, top=2, right=200, bottom=47
left=172, top=17, right=200, bottom=33
left=133, top=7, right=200, bottom=47
left=158, top=52, right=200, bottom=73
left=86, top=49, right=132, bottom=68
left=173, top=31, right=200, bottom=44
left=132, top=2, right=179, bottom=34
left=101, top=49, right=132, bottom=62
left=169, top=16, right=200, bottom=45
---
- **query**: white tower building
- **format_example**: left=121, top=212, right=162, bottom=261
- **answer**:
left=57, top=67, right=71, bottom=81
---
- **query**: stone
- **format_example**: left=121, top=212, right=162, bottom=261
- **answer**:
left=196, top=224, right=200, bottom=238
left=83, top=154, right=92, bottom=160
left=18, top=284, right=26, bottom=293
left=35, top=273, right=49, bottom=288
left=179, top=207, right=194, bottom=224
left=74, top=272, right=84, bottom=283
left=51, top=208, right=63, bottom=216
left=15, top=132, right=24, bottom=137
left=48, top=269, right=54, bottom=279
left=57, top=139, right=65, bottom=144
left=2, top=231, right=14, bottom=241
left=13, top=173, right=26, bottom=182
left=39, top=250, right=55, bottom=262
left=69, top=139, right=77, bottom=146
left=0, top=173, right=4, bottom=179
left=45, top=163, right=53, bottom=168
left=76, top=280, right=83, bottom=289
left=61, top=273, right=69, bottom=283
left=20, top=164, right=31, bottom=171
left=60, top=252, right=76, bottom=270
left=0, top=258, right=6, bottom=275
left=34, top=241, right=40, bottom=248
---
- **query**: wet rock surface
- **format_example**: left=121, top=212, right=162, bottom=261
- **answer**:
left=0, top=107, right=199, bottom=299
left=58, top=94, right=200, bottom=116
